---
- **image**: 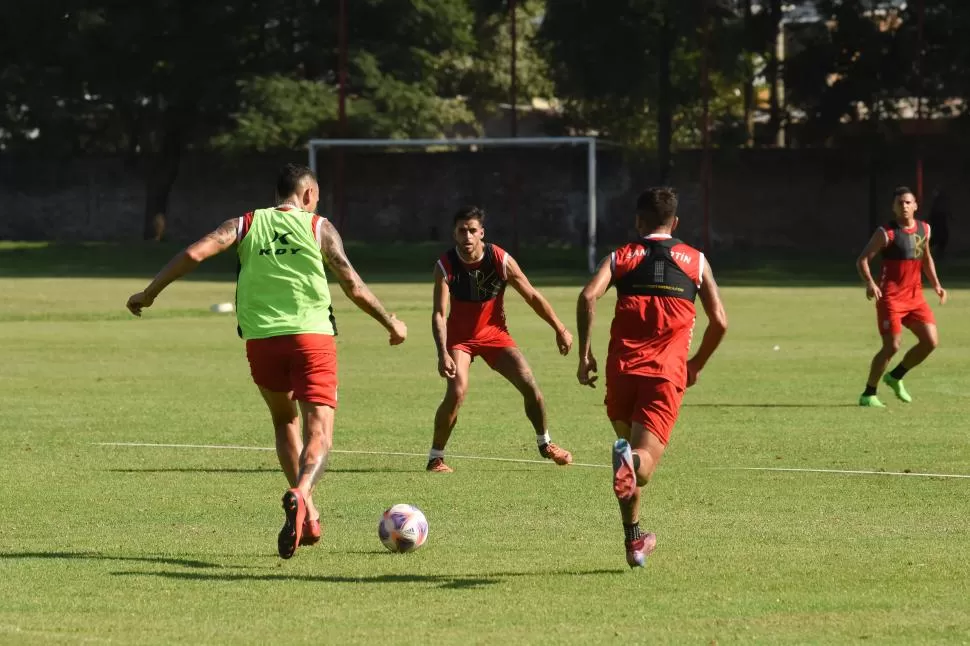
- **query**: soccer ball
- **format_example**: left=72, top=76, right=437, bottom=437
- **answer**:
left=378, top=504, right=429, bottom=553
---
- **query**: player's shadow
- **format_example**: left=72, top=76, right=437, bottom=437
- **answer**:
left=328, top=467, right=432, bottom=473
left=113, top=566, right=622, bottom=589
left=112, top=569, right=500, bottom=590
left=107, top=468, right=278, bottom=474
left=0, top=550, right=224, bottom=570
left=106, top=467, right=420, bottom=474
left=687, top=403, right=857, bottom=408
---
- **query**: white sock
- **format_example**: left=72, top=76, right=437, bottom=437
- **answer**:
left=429, top=448, right=445, bottom=460
left=536, top=432, right=551, bottom=447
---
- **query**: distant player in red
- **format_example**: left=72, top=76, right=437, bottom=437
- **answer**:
left=428, top=206, right=574, bottom=473
left=856, top=186, right=947, bottom=407
left=576, top=188, right=727, bottom=568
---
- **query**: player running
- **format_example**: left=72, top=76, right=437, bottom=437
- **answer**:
left=427, top=206, right=574, bottom=473
left=856, top=186, right=947, bottom=407
left=576, top=188, right=727, bottom=568
left=126, top=163, right=407, bottom=559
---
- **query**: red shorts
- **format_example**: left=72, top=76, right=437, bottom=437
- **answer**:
left=245, top=334, right=338, bottom=407
left=605, top=374, right=684, bottom=445
left=449, top=333, right=517, bottom=369
left=876, top=299, right=935, bottom=336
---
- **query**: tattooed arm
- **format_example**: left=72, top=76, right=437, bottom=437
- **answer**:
left=127, top=218, right=238, bottom=316
left=319, top=219, right=407, bottom=345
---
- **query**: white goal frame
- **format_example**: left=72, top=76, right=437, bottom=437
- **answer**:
left=308, top=136, right=600, bottom=273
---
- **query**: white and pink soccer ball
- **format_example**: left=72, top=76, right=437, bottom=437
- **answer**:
left=378, top=504, right=429, bottom=553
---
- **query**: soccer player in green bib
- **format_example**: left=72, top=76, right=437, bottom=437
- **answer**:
left=127, top=164, right=407, bottom=559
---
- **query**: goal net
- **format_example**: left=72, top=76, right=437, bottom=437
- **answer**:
left=307, top=137, right=602, bottom=273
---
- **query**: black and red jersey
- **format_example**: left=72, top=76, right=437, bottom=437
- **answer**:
left=437, top=243, right=512, bottom=344
left=878, top=219, right=930, bottom=304
left=607, top=234, right=704, bottom=389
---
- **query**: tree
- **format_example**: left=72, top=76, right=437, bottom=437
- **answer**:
left=539, top=0, right=745, bottom=179
left=900, top=0, right=970, bottom=120
left=764, top=0, right=784, bottom=145
left=0, top=1, right=304, bottom=238
left=458, top=0, right=554, bottom=121
left=539, top=0, right=665, bottom=148
left=783, top=1, right=921, bottom=143
left=0, top=0, right=509, bottom=240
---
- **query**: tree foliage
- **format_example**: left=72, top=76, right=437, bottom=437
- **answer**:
left=0, top=0, right=525, bottom=237
left=538, top=0, right=747, bottom=181
left=6, top=0, right=970, bottom=240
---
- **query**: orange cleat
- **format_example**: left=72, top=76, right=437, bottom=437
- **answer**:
left=540, top=442, right=573, bottom=466
left=278, top=488, right=306, bottom=559
left=299, top=518, right=322, bottom=546
left=426, top=457, right=454, bottom=473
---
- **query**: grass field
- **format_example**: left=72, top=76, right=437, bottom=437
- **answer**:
left=2, top=243, right=969, bottom=644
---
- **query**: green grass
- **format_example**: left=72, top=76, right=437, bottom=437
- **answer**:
left=1, top=243, right=969, bottom=644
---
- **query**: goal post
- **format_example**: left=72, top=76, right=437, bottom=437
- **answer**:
left=307, top=136, right=600, bottom=273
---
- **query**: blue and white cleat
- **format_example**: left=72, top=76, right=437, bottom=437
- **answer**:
left=625, top=533, right=658, bottom=568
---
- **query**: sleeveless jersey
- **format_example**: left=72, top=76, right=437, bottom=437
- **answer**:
left=878, top=219, right=930, bottom=303
left=235, top=206, right=336, bottom=340
left=608, top=234, right=704, bottom=389
left=436, top=243, right=511, bottom=344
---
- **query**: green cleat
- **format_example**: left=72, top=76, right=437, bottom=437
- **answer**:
left=882, top=374, right=912, bottom=403
left=859, top=394, right=887, bottom=408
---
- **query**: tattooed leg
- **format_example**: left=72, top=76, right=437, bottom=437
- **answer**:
left=295, top=401, right=335, bottom=497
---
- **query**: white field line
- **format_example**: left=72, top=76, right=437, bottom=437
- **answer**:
left=0, top=624, right=112, bottom=644
left=720, top=466, right=970, bottom=480
left=95, top=443, right=970, bottom=480
left=94, top=442, right=610, bottom=469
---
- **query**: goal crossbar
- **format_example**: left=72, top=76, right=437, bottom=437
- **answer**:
left=308, top=136, right=600, bottom=272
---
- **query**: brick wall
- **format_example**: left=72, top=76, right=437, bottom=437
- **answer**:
left=1, top=146, right=965, bottom=255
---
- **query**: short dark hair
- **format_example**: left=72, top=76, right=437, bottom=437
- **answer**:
left=453, top=206, right=485, bottom=226
left=636, top=187, right=679, bottom=228
left=893, top=186, right=915, bottom=199
left=276, top=163, right=317, bottom=200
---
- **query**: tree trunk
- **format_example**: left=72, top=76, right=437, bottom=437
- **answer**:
left=767, top=0, right=782, bottom=146
left=742, top=0, right=755, bottom=147
left=657, top=9, right=673, bottom=184
left=867, top=100, right=884, bottom=235
left=142, top=115, right=184, bottom=241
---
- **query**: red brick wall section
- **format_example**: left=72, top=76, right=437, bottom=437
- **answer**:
left=0, top=148, right=965, bottom=254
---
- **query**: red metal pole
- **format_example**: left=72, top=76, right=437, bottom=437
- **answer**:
left=509, top=0, right=518, bottom=138
left=915, top=0, right=925, bottom=205
left=509, top=0, right=519, bottom=254
left=336, top=0, right=348, bottom=230
left=700, top=2, right=712, bottom=253
left=338, top=0, right=347, bottom=130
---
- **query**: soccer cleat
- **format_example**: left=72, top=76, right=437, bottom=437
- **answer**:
left=858, top=394, right=887, bottom=408
left=539, top=442, right=573, bottom=465
left=625, top=533, right=658, bottom=568
left=426, top=457, right=454, bottom=473
left=882, top=374, right=913, bottom=403
left=278, top=488, right=306, bottom=559
left=612, top=439, right=637, bottom=501
left=299, top=518, right=322, bottom=547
